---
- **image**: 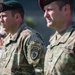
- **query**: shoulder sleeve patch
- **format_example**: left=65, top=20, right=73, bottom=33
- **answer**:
left=30, top=46, right=39, bottom=60
left=27, top=41, right=43, bottom=66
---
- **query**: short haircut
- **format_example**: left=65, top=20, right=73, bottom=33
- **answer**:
left=56, top=0, right=73, bottom=11
left=11, top=8, right=24, bottom=20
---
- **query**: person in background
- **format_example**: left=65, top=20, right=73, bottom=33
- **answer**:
left=0, top=26, right=7, bottom=58
left=0, top=1, right=46, bottom=75
left=38, top=0, right=75, bottom=75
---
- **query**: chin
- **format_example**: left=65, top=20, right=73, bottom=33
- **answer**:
left=47, top=23, right=52, bottom=28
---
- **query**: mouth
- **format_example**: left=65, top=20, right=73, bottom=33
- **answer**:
left=46, top=18, right=52, bottom=23
left=47, top=20, right=52, bottom=24
left=2, top=24, right=5, bottom=28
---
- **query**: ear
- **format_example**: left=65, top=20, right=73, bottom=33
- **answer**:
left=14, top=13, right=21, bottom=22
left=62, top=4, right=71, bottom=14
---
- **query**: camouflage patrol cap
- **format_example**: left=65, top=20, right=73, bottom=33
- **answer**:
left=0, top=1, right=23, bottom=12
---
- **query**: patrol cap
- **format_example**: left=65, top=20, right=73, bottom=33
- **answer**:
left=0, top=1, right=23, bottom=12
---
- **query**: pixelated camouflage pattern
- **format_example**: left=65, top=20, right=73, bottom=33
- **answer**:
left=0, top=23, right=46, bottom=75
left=44, top=23, right=75, bottom=75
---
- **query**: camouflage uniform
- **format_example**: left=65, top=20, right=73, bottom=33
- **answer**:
left=0, top=23, right=46, bottom=75
left=44, top=22, right=75, bottom=75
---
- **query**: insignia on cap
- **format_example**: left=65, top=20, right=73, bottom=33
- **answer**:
left=0, top=4, right=3, bottom=12
left=30, top=47, right=39, bottom=60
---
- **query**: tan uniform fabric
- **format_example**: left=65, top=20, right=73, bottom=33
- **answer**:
left=44, top=23, right=75, bottom=75
left=0, top=23, right=46, bottom=75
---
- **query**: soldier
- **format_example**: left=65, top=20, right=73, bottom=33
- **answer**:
left=0, top=1, right=46, bottom=75
left=38, top=0, right=75, bottom=75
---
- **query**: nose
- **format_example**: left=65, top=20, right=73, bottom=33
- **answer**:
left=44, top=10, right=50, bottom=18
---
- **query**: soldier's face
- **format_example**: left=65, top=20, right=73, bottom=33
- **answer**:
left=44, top=2, right=66, bottom=30
left=0, top=10, right=16, bottom=33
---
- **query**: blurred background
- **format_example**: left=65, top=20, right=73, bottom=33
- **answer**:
left=0, top=0, right=75, bottom=46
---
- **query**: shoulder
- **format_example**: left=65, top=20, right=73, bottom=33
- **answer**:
left=21, top=29, right=33, bottom=37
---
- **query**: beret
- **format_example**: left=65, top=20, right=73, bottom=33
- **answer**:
left=38, top=0, right=74, bottom=12
left=38, top=0, right=57, bottom=11
left=0, top=1, right=23, bottom=12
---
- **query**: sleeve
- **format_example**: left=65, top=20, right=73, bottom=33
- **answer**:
left=26, top=33, right=46, bottom=75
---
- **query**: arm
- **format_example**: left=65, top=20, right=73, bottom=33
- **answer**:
left=25, top=33, right=46, bottom=75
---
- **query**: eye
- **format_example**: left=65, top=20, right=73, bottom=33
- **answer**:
left=0, top=16, right=1, bottom=18
left=2, top=15, right=7, bottom=18
left=47, top=8, right=53, bottom=12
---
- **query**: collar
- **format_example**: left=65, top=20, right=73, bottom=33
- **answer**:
left=4, top=22, right=27, bottom=45
left=49, top=23, right=75, bottom=47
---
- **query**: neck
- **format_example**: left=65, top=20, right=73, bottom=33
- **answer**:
left=10, top=22, right=22, bottom=35
left=57, top=20, right=72, bottom=33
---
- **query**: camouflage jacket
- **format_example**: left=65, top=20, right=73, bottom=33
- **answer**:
left=0, top=23, right=46, bottom=75
left=44, top=23, right=75, bottom=75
